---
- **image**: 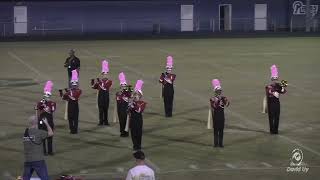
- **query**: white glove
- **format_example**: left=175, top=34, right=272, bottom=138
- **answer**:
left=281, top=87, right=285, bottom=93
left=273, top=92, right=279, bottom=98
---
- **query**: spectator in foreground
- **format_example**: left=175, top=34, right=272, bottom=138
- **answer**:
left=126, top=151, right=155, bottom=180
left=23, top=115, right=54, bottom=180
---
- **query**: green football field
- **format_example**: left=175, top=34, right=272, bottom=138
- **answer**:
left=0, top=37, right=319, bottom=180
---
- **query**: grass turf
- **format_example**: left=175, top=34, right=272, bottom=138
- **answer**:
left=0, top=37, right=319, bottom=180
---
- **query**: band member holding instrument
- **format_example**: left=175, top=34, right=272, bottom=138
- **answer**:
left=59, top=70, right=82, bottom=134
left=35, top=81, right=56, bottom=156
left=116, top=72, right=132, bottom=137
left=265, top=65, right=287, bottom=134
left=91, top=60, right=112, bottom=126
left=210, top=79, right=229, bottom=148
left=128, top=80, right=147, bottom=151
left=64, top=49, right=80, bottom=87
left=159, top=56, right=176, bottom=117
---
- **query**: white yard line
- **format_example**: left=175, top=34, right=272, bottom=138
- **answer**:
left=8, top=51, right=50, bottom=82
left=261, top=162, right=273, bottom=168
left=225, top=163, right=237, bottom=169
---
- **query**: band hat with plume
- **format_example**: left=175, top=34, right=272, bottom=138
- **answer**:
left=70, top=69, right=79, bottom=85
left=43, top=81, right=53, bottom=97
left=134, top=80, right=144, bottom=95
left=212, top=79, right=222, bottom=91
left=102, top=60, right=109, bottom=74
left=270, top=64, right=279, bottom=80
left=118, top=72, right=127, bottom=86
left=166, top=55, right=173, bottom=69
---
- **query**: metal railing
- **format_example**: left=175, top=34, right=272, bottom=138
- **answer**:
left=1, top=17, right=319, bottom=38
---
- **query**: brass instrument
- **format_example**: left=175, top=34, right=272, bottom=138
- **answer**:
left=280, top=80, right=288, bottom=87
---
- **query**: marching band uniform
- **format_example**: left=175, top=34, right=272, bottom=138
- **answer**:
left=210, top=79, right=229, bottom=148
left=128, top=80, right=147, bottom=151
left=60, top=70, right=82, bottom=134
left=91, top=60, right=112, bottom=126
left=265, top=65, right=287, bottom=134
left=159, top=56, right=176, bottom=117
left=35, top=81, right=56, bottom=155
left=116, top=72, right=132, bottom=137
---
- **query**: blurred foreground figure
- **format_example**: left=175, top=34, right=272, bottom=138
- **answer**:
left=116, top=72, right=132, bottom=137
left=59, top=70, right=82, bottom=134
left=91, top=60, right=112, bottom=126
left=159, top=55, right=176, bottom=117
left=126, top=151, right=155, bottom=180
left=264, top=65, right=287, bottom=134
left=64, top=49, right=80, bottom=87
left=126, top=80, right=147, bottom=151
left=209, top=79, right=229, bottom=148
left=35, top=81, right=56, bottom=156
left=23, top=116, right=54, bottom=180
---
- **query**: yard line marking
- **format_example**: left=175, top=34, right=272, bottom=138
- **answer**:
left=116, top=167, right=124, bottom=173
left=279, top=135, right=320, bottom=157
left=189, top=164, right=199, bottom=170
left=8, top=51, right=50, bottom=82
left=225, top=163, right=237, bottom=169
left=261, top=162, right=273, bottom=168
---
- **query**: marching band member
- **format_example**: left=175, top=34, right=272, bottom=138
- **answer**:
left=91, top=60, right=113, bottom=126
left=35, top=81, right=56, bottom=155
left=159, top=56, right=176, bottom=117
left=265, top=65, right=287, bottom=134
left=59, top=70, right=82, bottom=134
left=116, top=72, right=132, bottom=137
left=128, top=80, right=147, bottom=151
left=210, top=79, right=229, bottom=148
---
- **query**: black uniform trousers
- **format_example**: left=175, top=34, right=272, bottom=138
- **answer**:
left=130, top=111, right=143, bottom=150
left=38, top=112, right=54, bottom=154
left=267, top=98, right=280, bottom=134
left=212, top=109, right=225, bottom=146
left=68, top=100, right=79, bottom=134
left=98, top=90, right=109, bottom=125
left=117, top=101, right=128, bottom=134
left=163, top=84, right=174, bottom=117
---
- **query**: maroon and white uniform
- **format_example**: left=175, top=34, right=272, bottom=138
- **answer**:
left=265, top=82, right=287, bottom=134
left=159, top=72, right=176, bottom=117
left=61, top=88, right=82, bottom=134
left=129, top=100, right=147, bottom=150
left=91, top=78, right=112, bottom=125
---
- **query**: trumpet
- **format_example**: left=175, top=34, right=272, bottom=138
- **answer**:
left=280, top=80, right=288, bottom=87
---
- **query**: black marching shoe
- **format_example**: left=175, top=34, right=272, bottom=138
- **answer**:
left=48, top=152, right=54, bottom=156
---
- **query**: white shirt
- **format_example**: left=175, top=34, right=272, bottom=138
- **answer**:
left=126, top=165, right=155, bottom=180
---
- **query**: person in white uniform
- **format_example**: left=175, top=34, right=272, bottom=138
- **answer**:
left=126, top=151, right=155, bottom=180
